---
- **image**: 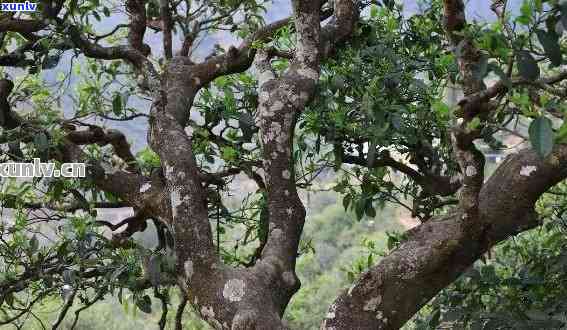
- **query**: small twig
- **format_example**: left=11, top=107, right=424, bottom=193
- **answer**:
left=154, top=287, right=168, bottom=330
left=70, top=290, right=105, bottom=330
left=175, top=294, right=188, bottom=330
left=51, top=287, right=77, bottom=330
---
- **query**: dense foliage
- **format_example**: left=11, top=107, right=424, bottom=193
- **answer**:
left=2, top=0, right=567, bottom=328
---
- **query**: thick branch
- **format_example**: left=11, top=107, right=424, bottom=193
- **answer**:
left=343, top=152, right=460, bottom=197
left=160, top=0, right=173, bottom=59
left=126, top=0, right=148, bottom=55
left=66, top=126, right=140, bottom=174
left=443, top=0, right=486, bottom=223
left=325, top=144, right=567, bottom=329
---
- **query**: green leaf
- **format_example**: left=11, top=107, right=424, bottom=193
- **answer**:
left=517, top=1, right=533, bottom=25
left=63, top=269, right=75, bottom=284
left=383, top=0, right=395, bottom=10
left=42, top=55, right=61, bottom=69
left=529, top=116, right=555, bottom=158
left=355, top=199, right=365, bottom=221
left=428, top=308, right=441, bottom=328
left=471, top=54, right=489, bottom=81
left=221, top=146, right=238, bottom=161
left=29, top=235, right=39, bottom=253
left=516, top=50, right=540, bottom=81
left=112, top=93, right=123, bottom=116
left=466, top=117, right=482, bottom=131
left=5, top=293, right=14, bottom=307
left=331, top=75, right=346, bottom=91
left=365, top=204, right=376, bottom=218
left=370, top=4, right=379, bottom=18
left=34, top=132, right=49, bottom=152
left=361, top=92, right=373, bottom=114
left=342, top=194, right=352, bottom=211
left=92, top=11, right=101, bottom=21
left=480, top=264, right=499, bottom=284
left=148, top=255, right=161, bottom=287
left=556, top=120, right=567, bottom=143
left=238, top=112, right=255, bottom=142
left=535, top=0, right=543, bottom=12
left=135, top=295, right=152, bottom=314
left=560, top=2, right=567, bottom=32
left=536, top=29, right=562, bottom=67
left=50, top=180, right=65, bottom=200
left=488, top=63, right=511, bottom=88
left=110, top=265, right=126, bottom=282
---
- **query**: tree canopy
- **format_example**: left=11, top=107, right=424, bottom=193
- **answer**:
left=1, top=0, right=567, bottom=329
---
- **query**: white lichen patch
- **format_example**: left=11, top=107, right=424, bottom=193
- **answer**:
left=184, top=126, right=194, bottom=137
left=259, top=70, right=274, bottom=84
left=272, top=228, right=284, bottom=240
left=347, top=284, right=355, bottom=296
left=325, top=303, right=337, bottom=320
left=465, top=165, right=477, bottom=177
left=242, top=143, right=256, bottom=151
left=270, top=122, right=282, bottom=137
left=170, top=188, right=183, bottom=218
left=184, top=260, right=193, bottom=280
left=284, top=190, right=290, bottom=196
left=376, top=311, right=383, bottom=320
left=286, top=207, right=293, bottom=216
left=139, top=182, right=151, bottom=193
left=165, top=165, right=174, bottom=180
left=520, top=165, right=537, bottom=177
left=271, top=100, right=284, bottom=112
left=259, top=91, right=270, bottom=102
left=276, top=132, right=288, bottom=153
left=200, top=305, right=215, bottom=319
left=363, top=296, right=382, bottom=311
left=282, top=170, right=291, bottom=180
left=450, top=174, right=462, bottom=184
left=101, top=161, right=119, bottom=175
left=223, top=279, right=246, bottom=302
left=263, top=122, right=282, bottom=144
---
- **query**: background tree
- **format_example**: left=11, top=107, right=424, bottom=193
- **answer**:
left=1, top=0, right=567, bottom=329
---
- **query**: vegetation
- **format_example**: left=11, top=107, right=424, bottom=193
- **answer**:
left=2, top=0, right=567, bottom=329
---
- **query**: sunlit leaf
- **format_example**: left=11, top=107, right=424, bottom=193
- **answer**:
left=529, top=116, right=554, bottom=158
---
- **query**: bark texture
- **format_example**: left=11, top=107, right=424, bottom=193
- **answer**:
left=1, top=1, right=566, bottom=329
left=323, top=1, right=567, bottom=328
left=324, top=145, right=567, bottom=329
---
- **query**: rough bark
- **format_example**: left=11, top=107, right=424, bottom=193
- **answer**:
left=324, top=145, right=567, bottom=329
left=140, top=1, right=360, bottom=328
left=4, top=1, right=567, bottom=329
left=323, top=1, right=567, bottom=328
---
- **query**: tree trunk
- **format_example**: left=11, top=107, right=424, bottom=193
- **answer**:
left=324, top=146, right=567, bottom=329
